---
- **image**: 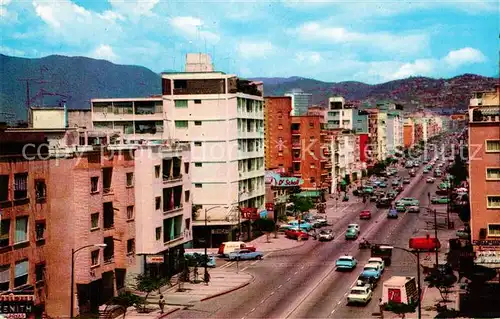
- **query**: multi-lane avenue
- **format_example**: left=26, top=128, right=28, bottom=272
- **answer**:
left=168, top=151, right=446, bottom=319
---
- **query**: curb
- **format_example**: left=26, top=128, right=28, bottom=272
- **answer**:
left=261, top=239, right=307, bottom=252
left=199, top=273, right=255, bottom=302
left=156, top=306, right=183, bottom=319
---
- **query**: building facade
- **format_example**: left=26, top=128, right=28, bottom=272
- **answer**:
left=403, top=119, right=415, bottom=148
left=264, top=96, right=293, bottom=173
left=376, top=111, right=388, bottom=161
left=327, top=97, right=354, bottom=130
left=285, top=89, right=312, bottom=116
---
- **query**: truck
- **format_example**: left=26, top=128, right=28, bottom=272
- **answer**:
left=371, top=245, right=393, bottom=266
left=382, top=276, right=418, bottom=305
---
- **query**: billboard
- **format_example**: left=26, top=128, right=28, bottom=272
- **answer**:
left=265, top=171, right=303, bottom=187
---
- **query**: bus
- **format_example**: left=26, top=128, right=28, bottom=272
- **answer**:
left=371, top=245, right=393, bottom=266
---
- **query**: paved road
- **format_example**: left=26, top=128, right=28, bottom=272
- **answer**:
left=167, top=162, right=438, bottom=319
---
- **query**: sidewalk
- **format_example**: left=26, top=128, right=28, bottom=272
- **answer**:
left=247, top=232, right=306, bottom=252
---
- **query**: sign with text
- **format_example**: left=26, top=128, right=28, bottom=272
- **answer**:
left=145, top=255, right=164, bottom=264
left=0, top=294, right=34, bottom=317
left=265, top=172, right=303, bottom=187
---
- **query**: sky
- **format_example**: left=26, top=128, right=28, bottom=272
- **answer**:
left=0, top=0, right=498, bottom=84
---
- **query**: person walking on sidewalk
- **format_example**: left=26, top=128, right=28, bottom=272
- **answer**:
left=159, top=295, right=165, bottom=314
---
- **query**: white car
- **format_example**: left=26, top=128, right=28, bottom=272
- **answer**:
left=318, top=229, right=334, bottom=241
left=347, top=285, right=373, bottom=305
left=367, top=257, right=385, bottom=272
left=347, top=223, right=360, bottom=233
left=426, top=177, right=435, bottom=183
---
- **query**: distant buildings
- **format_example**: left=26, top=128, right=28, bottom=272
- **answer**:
left=285, top=89, right=313, bottom=116
left=468, top=86, right=500, bottom=249
left=264, top=96, right=293, bottom=174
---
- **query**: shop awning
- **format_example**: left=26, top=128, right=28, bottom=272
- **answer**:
left=296, top=190, right=321, bottom=197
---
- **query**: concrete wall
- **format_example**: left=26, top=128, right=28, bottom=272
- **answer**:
left=32, top=109, right=65, bottom=129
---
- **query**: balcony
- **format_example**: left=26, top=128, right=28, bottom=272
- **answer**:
left=325, top=163, right=332, bottom=168
left=164, top=204, right=183, bottom=214
left=238, top=131, right=264, bottom=139
left=163, top=174, right=183, bottom=183
left=237, top=109, right=264, bottom=119
left=470, top=108, right=500, bottom=123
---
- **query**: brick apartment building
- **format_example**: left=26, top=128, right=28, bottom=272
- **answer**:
left=264, top=96, right=293, bottom=173
left=468, top=86, right=500, bottom=249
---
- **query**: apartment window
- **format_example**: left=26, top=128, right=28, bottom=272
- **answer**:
left=277, top=111, right=283, bottom=119
left=0, top=265, right=9, bottom=291
left=35, top=221, right=45, bottom=241
left=155, top=227, right=161, bottom=240
left=310, top=177, right=316, bottom=183
left=14, top=260, right=28, bottom=288
left=311, top=164, right=316, bottom=169
left=486, top=168, right=500, bottom=180
left=91, top=250, right=100, bottom=266
left=102, top=168, right=113, bottom=194
left=175, top=100, right=188, bottom=108
left=185, top=218, right=191, bottom=230
left=14, top=217, right=28, bottom=244
left=310, top=136, right=315, bottom=142
left=0, top=220, right=9, bottom=248
left=278, top=124, right=283, bottom=130
left=195, top=163, right=202, bottom=167
left=486, top=140, right=500, bottom=152
left=184, top=162, right=189, bottom=174
left=185, top=190, right=190, bottom=202
left=195, top=184, right=202, bottom=188
left=35, top=180, right=46, bottom=202
left=127, top=239, right=135, bottom=254
left=155, top=165, right=161, bottom=178
left=487, top=196, right=500, bottom=209
left=278, top=152, right=283, bottom=157
left=488, top=224, right=500, bottom=237
left=126, top=172, right=134, bottom=187
left=175, top=121, right=188, bottom=129
left=35, top=263, right=45, bottom=283
left=194, top=121, right=202, bottom=126
left=155, top=197, right=161, bottom=210
left=194, top=99, right=202, bottom=104
left=103, top=202, right=114, bottom=229
left=91, top=213, right=100, bottom=229
left=309, top=122, right=314, bottom=128
left=0, top=175, right=8, bottom=202
left=127, top=206, right=134, bottom=220
left=90, top=176, right=99, bottom=193
left=194, top=142, right=202, bottom=147
left=13, top=173, right=28, bottom=200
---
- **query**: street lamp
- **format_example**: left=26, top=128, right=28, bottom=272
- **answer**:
left=204, top=206, right=228, bottom=284
left=421, top=201, right=440, bottom=269
left=70, top=244, right=107, bottom=318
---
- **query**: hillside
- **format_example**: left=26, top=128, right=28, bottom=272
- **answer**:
left=256, top=74, right=497, bottom=109
left=0, top=54, right=497, bottom=122
left=0, top=54, right=161, bottom=121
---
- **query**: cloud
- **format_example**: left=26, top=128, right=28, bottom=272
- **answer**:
left=293, top=22, right=429, bottom=55
left=0, top=46, right=25, bottom=56
left=443, top=47, right=486, bottom=68
left=90, top=44, right=118, bottom=61
left=169, top=16, right=220, bottom=43
left=295, top=51, right=322, bottom=64
left=0, top=0, right=18, bottom=23
left=108, top=0, right=159, bottom=18
left=237, top=41, right=274, bottom=58
left=33, top=1, right=60, bottom=28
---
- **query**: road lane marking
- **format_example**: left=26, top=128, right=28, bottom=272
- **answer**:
left=287, top=277, right=291, bottom=281
left=241, top=266, right=249, bottom=272
left=278, top=285, right=283, bottom=289
left=250, top=308, right=255, bottom=312
left=337, top=300, right=342, bottom=305
left=270, top=291, right=275, bottom=295
left=330, top=309, right=336, bottom=314
left=294, top=271, right=298, bottom=275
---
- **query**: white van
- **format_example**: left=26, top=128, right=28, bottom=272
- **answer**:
left=217, top=241, right=256, bottom=256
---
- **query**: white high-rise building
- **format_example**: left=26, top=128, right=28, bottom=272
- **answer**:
left=162, top=54, right=265, bottom=247
left=285, top=89, right=312, bottom=116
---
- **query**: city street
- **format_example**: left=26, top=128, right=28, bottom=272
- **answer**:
left=166, top=159, right=445, bottom=319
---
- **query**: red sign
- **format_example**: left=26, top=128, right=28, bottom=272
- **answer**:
left=265, top=203, right=274, bottom=211
left=241, top=207, right=259, bottom=220
left=409, top=236, right=441, bottom=251
left=388, top=288, right=402, bottom=303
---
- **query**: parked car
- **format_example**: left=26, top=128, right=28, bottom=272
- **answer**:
left=423, top=168, right=430, bottom=174
left=285, top=228, right=309, bottom=240
left=347, top=285, right=373, bottom=305
left=287, top=220, right=313, bottom=231
left=184, top=252, right=216, bottom=267
left=336, top=255, right=357, bottom=270
left=367, top=257, right=385, bottom=272
left=409, top=170, right=416, bottom=177
left=379, top=182, right=387, bottom=188
left=456, top=228, right=470, bottom=239
left=359, top=210, right=372, bottom=220
left=407, top=206, right=420, bottom=213
left=228, top=249, right=264, bottom=261
left=318, top=229, right=334, bottom=241
left=399, top=197, right=420, bottom=207
left=361, top=263, right=382, bottom=281
left=395, top=203, right=406, bottom=212
left=426, top=177, right=435, bottom=183
left=387, top=208, right=398, bottom=219
left=377, top=197, right=392, bottom=209
left=391, top=180, right=400, bottom=186
left=218, top=241, right=256, bottom=256
left=363, top=186, right=375, bottom=194
left=345, top=228, right=359, bottom=240
left=431, top=196, right=450, bottom=204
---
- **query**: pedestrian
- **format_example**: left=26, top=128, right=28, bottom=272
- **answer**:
left=159, top=295, right=165, bottom=314
left=379, top=298, right=384, bottom=319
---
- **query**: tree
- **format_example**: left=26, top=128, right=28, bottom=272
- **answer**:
left=290, top=196, right=314, bottom=214
left=426, top=270, right=457, bottom=303
left=133, top=273, right=169, bottom=312
left=385, top=301, right=417, bottom=318
left=372, top=161, right=387, bottom=176
left=253, top=218, right=276, bottom=243
left=107, top=291, right=144, bottom=318
left=448, top=154, right=467, bottom=187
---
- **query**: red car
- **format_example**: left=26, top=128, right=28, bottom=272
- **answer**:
left=359, top=210, right=372, bottom=220
left=285, top=228, right=309, bottom=240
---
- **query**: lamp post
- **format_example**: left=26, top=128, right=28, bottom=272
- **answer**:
left=422, top=201, right=440, bottom=269
left=70, top=244, right=107, bottom=318
left=204, top=206, right=228, bottom=283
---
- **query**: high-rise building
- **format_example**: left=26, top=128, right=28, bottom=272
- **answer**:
left=468, top=86, right=500, bottom=249
left=285, top=89, right=312, bottom=116
left=327, top=97, right=354, bottom=130
left=403, top=118, right=415, bottom=148
left=264, top=96, right=293, bottom=173
left=162, top=54, right=265, bottom=247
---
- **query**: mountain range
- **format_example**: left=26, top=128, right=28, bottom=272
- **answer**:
left=0, top=54, right=497, bottom=122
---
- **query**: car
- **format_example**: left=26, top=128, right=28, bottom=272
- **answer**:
left=361, top=263, right=382, bottom=280
left=426, top=177, right=435, bottom=183
left=287, top=220, right=313, bottom=231
left=379, top=182, right=387, bottom=188
left=387, top=191, right=398, bottom=200
left=403, top=178, right=411, bottom=184
left=407, top=206, right=420, bottom=213
left=456, top=228, right=470, bottom=239
left=370, top=194, right=378, bottom=202
left=423, top=168, right=430, bottom=174
left=395, top=185, right=404, bottom=193
left=285, top=228, right=309, bottom=240
left=347, top=285, right=373, bottom=305
left=359, top=210, right=372, bottom=220
left=184, top=252, right=216, bottom=267
left=356, top=274, right=377, bottom=289
left=391, top=180, right=400, bottom=186
left=413, top=162, right=420, bottom=167
left=373, top=180, right=382, bottom=187
left=345, top=228, right=359, bottom=240
left=336, top=255, right=357, bottom=270
left=348, top=224, right=360, bottom=232
left=363, top=186, right=374, bottom=194
left=318, top=229, right=334, bottom=241
left=376, top=197, right=392, bottom=209
left=367, top=257, right=385, bottom=272
left=387, top=208, right=398, bottom=218
left=395, top=203, right=406, bottom=212
left=434, top=170, right=443, bottom=177
left=228, top=249, right=264, bottom=261
left=399, top=197, right=420, bottom=207
left=409, top=170, right=416, bottom=177
left=431, top=196, right=450, bottom=204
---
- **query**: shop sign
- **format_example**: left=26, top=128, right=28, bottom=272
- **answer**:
left=473, top=240, right=500, bottom=246
left=265, top=203, right=274, bottom=211
left=211, top=229, right=229, bottom=235
left=0, top=294, right=34, bottom=317
left=475, top=251, right=500, bottom=264
left=265, top=172, right=303, bottom=187
left=146, top=255, right=164, bottom=264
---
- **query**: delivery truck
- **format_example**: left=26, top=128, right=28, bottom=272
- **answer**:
left=382, top=276, right=418, bottom=305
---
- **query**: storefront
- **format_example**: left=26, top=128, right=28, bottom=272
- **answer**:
left=143, top=244, right=185, bottom=279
